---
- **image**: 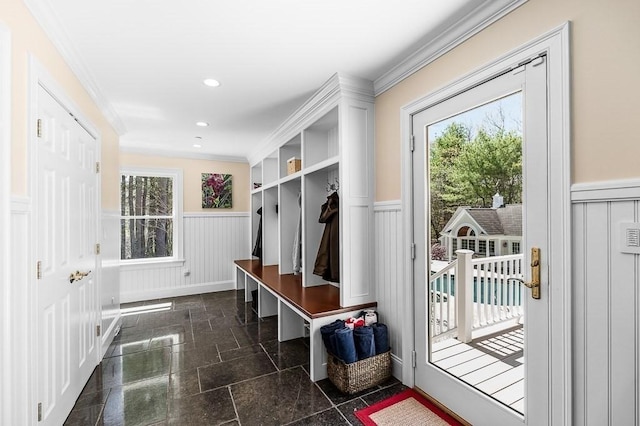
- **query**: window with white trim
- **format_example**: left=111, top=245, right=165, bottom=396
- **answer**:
left=457, top=226, right=476, bottom=252
left=511, top=241, right=521, bottom=254
left=120, top=168, right=183, bottom=262
left=478, top=240, right=487, bottom=255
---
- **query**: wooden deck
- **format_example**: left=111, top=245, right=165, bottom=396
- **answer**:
left=431, top=325, right=524, bottom=413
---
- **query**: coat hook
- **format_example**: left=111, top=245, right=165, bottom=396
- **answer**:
left=326, top=178, right=339, bottom=193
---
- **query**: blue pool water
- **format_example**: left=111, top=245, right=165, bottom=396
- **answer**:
left=430, top=275, right=523, bottom=305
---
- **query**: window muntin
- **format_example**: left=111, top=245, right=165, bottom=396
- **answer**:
left=511, top=241, right=521, bottom=254
left=120, top=169, right=182, bottom=262
left=457, top=226, right=476, bottom=252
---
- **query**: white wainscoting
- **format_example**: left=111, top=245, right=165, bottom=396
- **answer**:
left=9, top=197, right=33, bottom=424
left=100, top=210, right=120, bottom=356
left=120, top=212, right=250, bottom=302
left=374, top=201, right=404, bottom=377
left=572, top=181, right=640, bottom=426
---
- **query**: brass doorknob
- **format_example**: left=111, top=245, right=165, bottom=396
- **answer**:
left=69, top=270, right=91, bottom=284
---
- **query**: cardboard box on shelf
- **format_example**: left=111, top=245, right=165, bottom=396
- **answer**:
left=287, top=157, right=301, bottom=175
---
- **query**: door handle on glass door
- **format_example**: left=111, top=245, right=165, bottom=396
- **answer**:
left=507, top=247, right=541, bottom=299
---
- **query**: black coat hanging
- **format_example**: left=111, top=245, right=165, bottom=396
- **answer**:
left=252, top=207, right=262, bottom=259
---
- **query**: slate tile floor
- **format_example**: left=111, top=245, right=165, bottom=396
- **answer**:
left=65, top=290, right=406, bottom=425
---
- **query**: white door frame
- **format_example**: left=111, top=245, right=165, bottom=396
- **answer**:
left=0, top=23, right=12, bottom=426
left=27, top=55, right=102, bottom=424
left=400, top=23, right=572, bottom=425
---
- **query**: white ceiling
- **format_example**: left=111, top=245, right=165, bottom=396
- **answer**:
left=29, top=0, right=510, bottom=161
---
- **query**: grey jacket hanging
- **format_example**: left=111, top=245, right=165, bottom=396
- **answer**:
left=313, top=192, right=339, bottom=282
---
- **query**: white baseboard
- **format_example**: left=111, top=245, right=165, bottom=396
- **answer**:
left=391, top=353, right=403, bottom=381
left=120, top=280, right=236, bottom=303
left=100, top=314, right=121, bottom=359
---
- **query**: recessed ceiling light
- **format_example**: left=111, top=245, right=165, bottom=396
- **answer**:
left=196, top=121, right=209, bottom=127
left=193, top=144, right=202, bottom=148
left=203, top=79, right=220, bottom=87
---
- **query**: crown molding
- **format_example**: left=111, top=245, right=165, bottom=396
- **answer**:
left=23, top=0, right=126, bottom=135
left=247, top=72, right=374, bottom=166
left=119, top=145, right=248, bottom=163
left=373, top=0, right=529, bottom=95
left=249, top=1, right=527, bottom=164
left=183, top=212, right=250, bottom=218
left=24, top=0, right=528, bottom=152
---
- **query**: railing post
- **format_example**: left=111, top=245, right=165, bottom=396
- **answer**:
left=456, top=249, right=474, bottom=343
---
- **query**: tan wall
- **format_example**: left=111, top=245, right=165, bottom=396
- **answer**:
left=375, top=0, right=640, bottom=201
left=2, top=0, right=120, bottom=209
left=120, top=152, right=250, bottom=212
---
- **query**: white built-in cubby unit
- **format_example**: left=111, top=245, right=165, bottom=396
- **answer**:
left=244, top=73, right=375, bottom=308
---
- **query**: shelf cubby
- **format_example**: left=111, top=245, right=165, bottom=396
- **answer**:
left=262, top=152, right=279, bottom=187
left=251, top=192, right=262, bottom=259
left=251, top=163, right=262, bottom=190
left=303, top=106, right=339, bottom=168
left=279, top=177, right=302, bottom=275
left=303, top=163, right=340, bottom=288
left=262, top=186, right=279, bottom=265
left=279, top=133, right=302, bottom=179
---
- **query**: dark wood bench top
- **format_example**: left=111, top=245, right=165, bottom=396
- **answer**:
left=235, top=259, right=376, bottom=319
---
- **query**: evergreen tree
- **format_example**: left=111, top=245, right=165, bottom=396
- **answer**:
left=429, top=122, right=522, bottom=243
left=429, top=122, right=470, bottom=240
left=453, top=128, right=522, bottom=207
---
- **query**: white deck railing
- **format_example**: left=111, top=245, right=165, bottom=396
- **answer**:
left=429, top=250, right=524, bottom=342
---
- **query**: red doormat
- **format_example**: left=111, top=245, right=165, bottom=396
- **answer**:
left=355, top=389, right=463, bottom=426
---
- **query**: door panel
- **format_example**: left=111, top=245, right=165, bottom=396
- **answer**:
left=412, top=59, right=549, bottom=425
left=37, top=86, right=99, bottom=425
left=520, top=58, right=550, bottom=426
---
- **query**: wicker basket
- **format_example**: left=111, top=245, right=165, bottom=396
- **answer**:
left=327, top=350, right=391, bottom=394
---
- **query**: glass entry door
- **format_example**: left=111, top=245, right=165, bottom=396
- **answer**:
left=412, top=57, right=550, bottom=425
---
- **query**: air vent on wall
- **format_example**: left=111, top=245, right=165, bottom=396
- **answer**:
left=620, top=222, right=640, bottom=254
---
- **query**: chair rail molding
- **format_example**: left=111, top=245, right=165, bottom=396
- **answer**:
left=373, top=200, right=402, bottom=211
left=571, top=178, right=640, bottom=202
left=184, top=211, right=250, bottom=218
